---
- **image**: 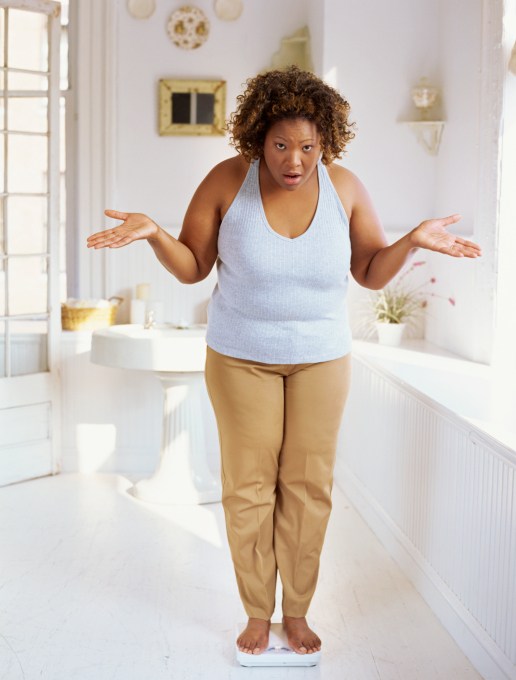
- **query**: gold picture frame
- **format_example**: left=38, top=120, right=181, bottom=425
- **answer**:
left=159, top=79, right=226, bottom=136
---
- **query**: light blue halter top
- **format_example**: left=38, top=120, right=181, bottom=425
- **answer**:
left=206, top=158, right=352, bottom=364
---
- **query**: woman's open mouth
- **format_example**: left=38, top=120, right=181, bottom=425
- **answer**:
left=283, top=173, right=302, bottom=185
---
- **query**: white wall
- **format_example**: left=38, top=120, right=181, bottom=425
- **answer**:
left=107, top=0, right=312, bottom=324
left=423, top=0, right=489, bottom=362
left=322, top=0, right=440, bottom=230
left=320, top=0, right=489, bottom=362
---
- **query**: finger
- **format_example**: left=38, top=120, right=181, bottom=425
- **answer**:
left=88, top=231, right=127, bottom=249
left=108, top=235, right=135, bottom=249
left=447, top=247, right=465, bottom=258
left=451, top=238, right=482, bottom=255
left=440, top=213, right=462, bottom=227
left=461, top=246, right=482, bottom=257
left=458, top=245, right=481, bottom=257
left=448, top=242, right=483, bottom=258
left=86, top=235, right=110, bottom=247
left=104, top=209, right=129, bottom=220
left=86, top=231, right=116, bottom=247
left=454, top=237, right=482, bottom=251
left=87, top=229, right=114, bottom=242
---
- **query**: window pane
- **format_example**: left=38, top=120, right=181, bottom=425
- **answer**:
left=10, top=318, right=48, bottom=376
left=7, top=196, right=47, bottom=255
left=197, top=93, right=214, bottom=124
left=8, top=97, right=47, bottom=133
left=0, top=262, right=5, bottom=316
left=0, top=195, right=4, bottom=258
left=172, top=93, right=191, bottom=124
left=8, top=9, right=48, bottom=73
left=0, top=10, right=4, bottom=69
left=60, top=97, right=66, bottom=172
left=8, top=256, right=48, bottom=315
left=0, top=142, right=3, bottom=194
left=60, top=25, right=68, bottom=90
left=60, top=0, right=69, bottom=25
left=7, top=134, right=48, bottom=194
left=8, top=70, right=48, bottom=92
left=0, top=321, right=5, bottom=378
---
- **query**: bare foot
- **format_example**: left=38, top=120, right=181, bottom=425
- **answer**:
left=282, top=615, right=321, bottom=654
left=236, top=618, right=271, bottom=655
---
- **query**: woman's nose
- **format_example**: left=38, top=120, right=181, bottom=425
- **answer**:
left=285, top=151, right=302, bottom=167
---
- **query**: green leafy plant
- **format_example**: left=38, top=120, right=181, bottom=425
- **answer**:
left=358, top=260, right=455, bottom=337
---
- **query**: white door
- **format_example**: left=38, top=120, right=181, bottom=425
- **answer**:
left=0, top=0, right=61, bottom=486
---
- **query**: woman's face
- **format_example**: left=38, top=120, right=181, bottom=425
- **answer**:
left=262, top=118, right=321, bottom=191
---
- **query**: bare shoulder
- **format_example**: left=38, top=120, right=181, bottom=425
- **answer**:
left=326, top=162, right=364, bottom=193
left=203, top=155, right=249, bottom=194
left=207, top=154, right=249, bottom=180
left=196, top=155, right=250, bottom=217
left=325, top=162, right=361, bottom=219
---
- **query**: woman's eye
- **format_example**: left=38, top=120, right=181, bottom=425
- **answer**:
left=275, top=143, right=286, bottom=150
left=303, top=145, right=313, bottom=152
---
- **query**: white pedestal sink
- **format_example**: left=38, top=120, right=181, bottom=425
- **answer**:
left=90, top=323, right=221, bottom=505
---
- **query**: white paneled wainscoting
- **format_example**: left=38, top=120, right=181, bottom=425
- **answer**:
left=334, top=341, right=516, bottom=680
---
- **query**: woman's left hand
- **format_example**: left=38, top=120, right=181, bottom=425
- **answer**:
left=410, top=214, right=482, bottom=258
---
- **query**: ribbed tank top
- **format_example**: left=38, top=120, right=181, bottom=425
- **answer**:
left=206, top=158, right=352, bottom=364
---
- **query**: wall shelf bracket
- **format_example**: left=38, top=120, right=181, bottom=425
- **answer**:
left=405, top=121, right=445, bottom=155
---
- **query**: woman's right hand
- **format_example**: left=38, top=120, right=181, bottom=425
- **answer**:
left=86, top=209, right=159, bottom=249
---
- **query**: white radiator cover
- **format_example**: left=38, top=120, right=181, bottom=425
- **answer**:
left=335, top=353, right=516, bottom=680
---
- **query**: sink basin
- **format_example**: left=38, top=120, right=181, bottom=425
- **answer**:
left=90, top=322, right=221, bottom=505
left=91, top=323, right=208, bottom=372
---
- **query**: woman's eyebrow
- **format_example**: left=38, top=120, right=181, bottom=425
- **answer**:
left=272, top=136, right=317, bottom=142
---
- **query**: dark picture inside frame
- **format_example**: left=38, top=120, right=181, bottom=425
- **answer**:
left=159, top=79, right=226, bottom=136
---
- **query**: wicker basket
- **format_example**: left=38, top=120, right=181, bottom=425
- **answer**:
left=61, top=296, right=123, bottom=331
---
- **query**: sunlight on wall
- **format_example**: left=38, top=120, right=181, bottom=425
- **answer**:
left=77, top=423, right=117, bottom=472
left=491, top=6, right=516, bottom=432
left=323, top=66, right=338, bottom=87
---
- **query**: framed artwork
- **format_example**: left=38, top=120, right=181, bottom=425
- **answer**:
left=159, top=79, right=226, bottom=136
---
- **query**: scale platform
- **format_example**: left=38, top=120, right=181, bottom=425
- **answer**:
left=235, top=622, right=321, bottom=667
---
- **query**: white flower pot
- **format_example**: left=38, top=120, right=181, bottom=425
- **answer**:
left=375, top=322, right=406, bottom=346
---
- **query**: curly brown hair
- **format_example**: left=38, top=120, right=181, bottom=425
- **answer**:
left=227, top=66, right=356, bottom=164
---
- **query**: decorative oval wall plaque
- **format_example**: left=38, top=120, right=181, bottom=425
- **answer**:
left=127, top=0, right=156, bottom=20
left=214, top=0, right=243, bottom=21
left=167, top=6, right=210, bottom=50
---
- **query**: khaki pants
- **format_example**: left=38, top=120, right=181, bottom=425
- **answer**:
left=204, top=346, right=351, bottom=620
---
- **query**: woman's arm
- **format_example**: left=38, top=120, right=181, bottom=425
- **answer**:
left=330, top=166, right=482, bottom=290
left=87, top=210, right=208, bottom=284
left=147, top=168, right=222, bottom=283
left=86, top=158, right=246, bottom=284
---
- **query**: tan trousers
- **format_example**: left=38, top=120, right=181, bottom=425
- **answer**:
left=204, top=346, right=352, bottom=620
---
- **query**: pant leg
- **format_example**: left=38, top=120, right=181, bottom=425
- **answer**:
left=274, top=353, right=352, bottom=617
left=204, top=346, right=284, bottom=620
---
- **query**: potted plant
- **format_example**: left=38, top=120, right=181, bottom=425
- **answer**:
left=362, top=261, right=455, bottom=346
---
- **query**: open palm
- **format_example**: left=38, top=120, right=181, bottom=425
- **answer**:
left=86, top=209, right=158, bottom=249
left=410, top=214, right=482, bottom=258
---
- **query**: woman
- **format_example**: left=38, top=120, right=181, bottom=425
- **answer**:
left=87, top=66, right=481, bottom=657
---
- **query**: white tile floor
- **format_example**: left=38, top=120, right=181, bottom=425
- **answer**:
left=0, top=473, right=483, bottom=680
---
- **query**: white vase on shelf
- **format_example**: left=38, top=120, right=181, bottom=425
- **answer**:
left=375, top=322, right=406, bottom=346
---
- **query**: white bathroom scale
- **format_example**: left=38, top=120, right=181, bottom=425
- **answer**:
left=235, top=622, right=321, bottom=667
